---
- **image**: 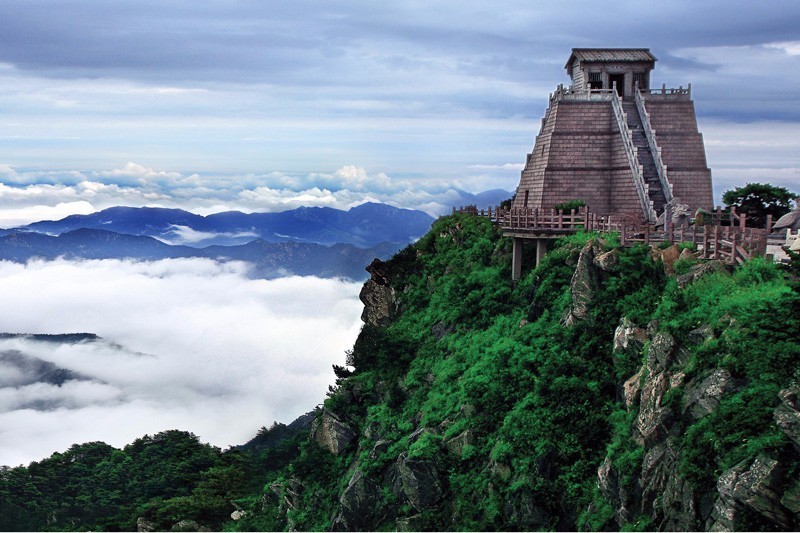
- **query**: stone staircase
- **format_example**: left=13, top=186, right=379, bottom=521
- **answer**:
left=622, top=101, right=666, bottom=213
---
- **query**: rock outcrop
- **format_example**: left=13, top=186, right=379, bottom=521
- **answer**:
left=311, top=409, right=356, bottom=455
left=563, top=241, right=599, bottom=326
left=600, top=316, right=799, bottom=531
left=360, top=258, right=397, bottom=327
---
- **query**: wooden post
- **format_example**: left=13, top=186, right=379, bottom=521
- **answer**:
left=740, top=212, right=747, bottom=229
left=730, top=230, right=738, bottom=265
left=766, top=214, right=773, bottom=233
left=584, top=205, right=590, bottom=230
left=713, top=225, right=720, bottom=259
left=512, top=238, right=523, bottom=281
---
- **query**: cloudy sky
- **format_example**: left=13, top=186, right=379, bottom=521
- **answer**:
left=0, top=0, right=798, bottom=224
left=0, top=258, right=363, bottom=466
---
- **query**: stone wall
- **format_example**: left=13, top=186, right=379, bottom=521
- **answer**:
left=512, top=93, right=713, bottom=218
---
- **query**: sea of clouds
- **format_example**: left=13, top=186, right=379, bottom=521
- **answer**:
left=0, top=257, right=364, bottom=467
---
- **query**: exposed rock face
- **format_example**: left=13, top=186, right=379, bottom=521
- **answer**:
left=775, top=386, right=800, bottom=448
left=335, top=469, right=382, bottom=530
left=601, top=317, right=799, bottom=532
left=708, top=456, right=792, bottom=531
left=564, top=241, right=599, bottom=326
left=389, top=453, right=444, bottom=510
left=360, top=258, right=396, bottom=327
left=311, top=409, right=356, bottom=455
left=683, top=369, right=735, bottom=420
left=593, top=248, right=619, bottom=271
left=634, top=331, right=678, bottom=445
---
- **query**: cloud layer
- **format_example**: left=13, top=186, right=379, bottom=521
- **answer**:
left=0, top=163, right=518, bottom=226
left=0, top=258, right=363, bottom=466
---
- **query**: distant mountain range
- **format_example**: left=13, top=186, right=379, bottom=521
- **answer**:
left=0, top=203, right=441, bottom=280
left=0, top=229, right=400, bottom=279
left=6, top=203, right=436, bottom=248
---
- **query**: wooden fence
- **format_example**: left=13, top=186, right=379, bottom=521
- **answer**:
left=453, top=205, right=771, bottom=266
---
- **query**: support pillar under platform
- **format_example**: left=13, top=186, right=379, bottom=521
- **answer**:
left=512, top=238, right=523, bottom=281
left=535, top=239, right=547, bottom=266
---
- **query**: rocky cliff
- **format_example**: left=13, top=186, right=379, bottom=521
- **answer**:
left=238, top=214, right=800, bottom=531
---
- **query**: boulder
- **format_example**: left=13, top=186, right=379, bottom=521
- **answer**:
left=136, top=517, right=156, bottom=532
left=170, top=520, right=208, bottom=532
left=336, top=469, right=382, bottom=530
left=688, top=324, right=714, bottom=345
left=647, top=332, right=676, bottom=370
left=676, top=260, right=726, bottom=289
left=393, top=453, right=444, bottom=510
left=311, top=409, right=356, bottom=455
left=659, top=244, right=682, bottom=274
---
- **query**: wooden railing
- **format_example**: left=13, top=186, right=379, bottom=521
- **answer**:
left=453, top=205, right=770, bottom=266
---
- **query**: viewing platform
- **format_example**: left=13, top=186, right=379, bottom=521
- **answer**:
left=453, top=205, right=773, bottom=281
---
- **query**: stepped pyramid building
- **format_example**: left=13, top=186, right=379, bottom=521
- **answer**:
left=512, top=48, right=713, bottom=222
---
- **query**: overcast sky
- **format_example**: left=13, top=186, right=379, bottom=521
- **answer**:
left=0, top=0, right=797, bottom=223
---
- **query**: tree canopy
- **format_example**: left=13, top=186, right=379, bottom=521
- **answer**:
left=722, top=182, right=799, bottom=228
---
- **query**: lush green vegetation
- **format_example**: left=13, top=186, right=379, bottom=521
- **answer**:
left=0, top=426, right=308, bottom=532
left=3, top=212, right=798, bottom=531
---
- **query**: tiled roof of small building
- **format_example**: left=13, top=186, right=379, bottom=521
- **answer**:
left=565, top=48, right=657, bottom=69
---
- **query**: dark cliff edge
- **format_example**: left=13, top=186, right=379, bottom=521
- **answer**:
left=237, top=213, right=800, bottom=531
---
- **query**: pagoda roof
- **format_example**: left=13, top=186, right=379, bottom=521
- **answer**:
left=565, top=48, right=657, bottom=69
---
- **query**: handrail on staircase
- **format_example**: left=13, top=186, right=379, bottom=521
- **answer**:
left=635, top=85, right=673, bottom=204
left=611, top=83, right=657, bottom=223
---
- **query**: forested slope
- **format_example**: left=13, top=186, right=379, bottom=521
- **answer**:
left=2, top=213, right=798, bottom=531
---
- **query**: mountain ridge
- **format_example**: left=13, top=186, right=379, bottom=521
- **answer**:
left=8, top=202, right=436, bottom=248
left=0, top=228, right=401, bottom=280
